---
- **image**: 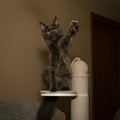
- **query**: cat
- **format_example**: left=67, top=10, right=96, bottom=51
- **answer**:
left=40, top=17, right=79, bottom=92
left=37, top=17, right=79, bottom=120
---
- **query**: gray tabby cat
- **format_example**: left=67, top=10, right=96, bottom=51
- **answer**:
left=40, top=17, right=79, bottom=91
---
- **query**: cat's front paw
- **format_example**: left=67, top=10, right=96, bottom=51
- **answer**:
left=70, top=20, right=79, bottom=34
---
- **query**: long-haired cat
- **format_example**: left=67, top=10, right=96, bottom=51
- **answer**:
left=37, top=17, right=79, bottom=120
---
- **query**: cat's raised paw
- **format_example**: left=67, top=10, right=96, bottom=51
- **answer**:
left=70, top=20, right=79, bottom=33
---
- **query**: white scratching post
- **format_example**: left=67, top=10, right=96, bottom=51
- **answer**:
left=70, top=57, right=89, bottom=120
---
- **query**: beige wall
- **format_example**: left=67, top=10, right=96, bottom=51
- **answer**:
left=0, top=0, right=91, bottom=102
left=0, top=0, right=119, bottom=119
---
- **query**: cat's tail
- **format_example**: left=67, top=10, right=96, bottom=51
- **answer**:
left=37, top=97, right=58, bottom=120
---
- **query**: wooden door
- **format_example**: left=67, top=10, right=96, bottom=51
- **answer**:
left=91, top=13, right=120, bottom=120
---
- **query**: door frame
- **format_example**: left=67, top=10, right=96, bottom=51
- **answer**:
left=90, top=12, right=120, bottom=120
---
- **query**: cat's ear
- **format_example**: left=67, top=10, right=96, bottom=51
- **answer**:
left=52, top=16, right=60, bottom=27
left=40, top=22, right=47, bottom=32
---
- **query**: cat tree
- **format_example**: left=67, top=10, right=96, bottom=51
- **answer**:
left=40, top=57, right=89, bottom=120
left=39, top=17, right=89, bottom=120
left=70, top=57, right=89, bottom=120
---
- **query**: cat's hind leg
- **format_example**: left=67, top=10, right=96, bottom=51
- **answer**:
left=49, top=71, right=57, bottom=92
